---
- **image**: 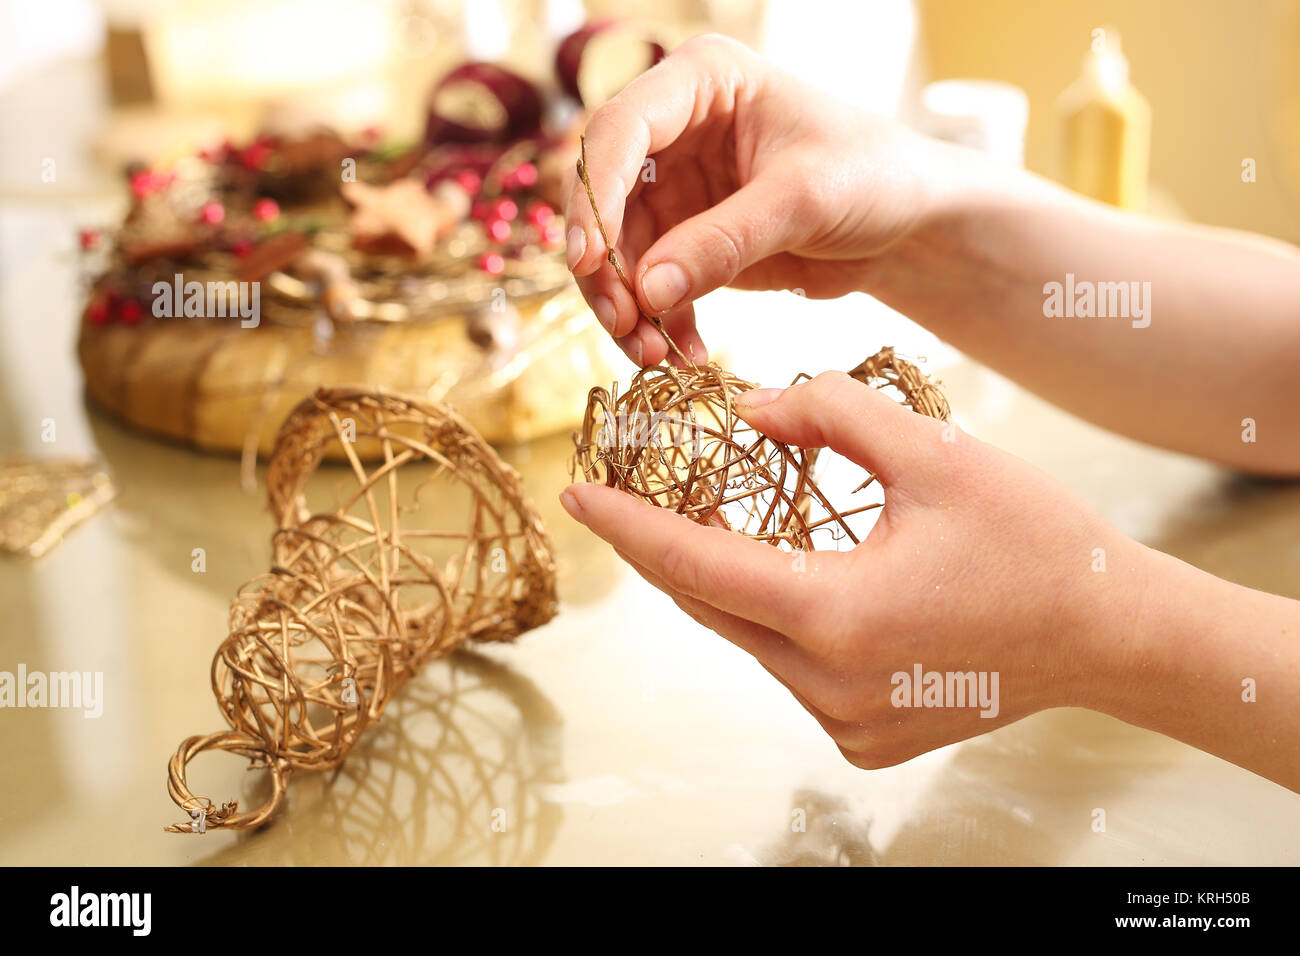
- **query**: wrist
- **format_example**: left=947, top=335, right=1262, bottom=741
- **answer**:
left=1050, top=528, right=1171, bottom=714
left=1066, top=536, right=1226, bottom=721
left=858, top=141, right=1050, bottom=306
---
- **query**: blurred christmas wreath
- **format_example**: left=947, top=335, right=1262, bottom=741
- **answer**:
left=76, top=21, right=665, bottom=460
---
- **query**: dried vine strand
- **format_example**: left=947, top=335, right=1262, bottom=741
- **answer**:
left=576, top=136, right=694, bottom=368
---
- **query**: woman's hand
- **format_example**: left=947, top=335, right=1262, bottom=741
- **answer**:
left=561, top=372, right=1300, bottom=790
left=564, top=34, right=957, bottom=368
left=560, top=372, right=1146, bottom=766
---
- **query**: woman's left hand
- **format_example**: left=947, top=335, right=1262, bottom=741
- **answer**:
left=560, top=371, right=1147, bottom=767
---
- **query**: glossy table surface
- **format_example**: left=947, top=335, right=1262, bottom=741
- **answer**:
left=3, top=65, right=1299, bottom=868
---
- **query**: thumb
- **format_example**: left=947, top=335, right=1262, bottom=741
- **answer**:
left=633, top=175, right=799, bottom=314
left=734, top=371, right=951, bottom=490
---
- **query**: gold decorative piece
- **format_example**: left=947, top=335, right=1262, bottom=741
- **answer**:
left=0, top=459, right=115, bottom=558
left=166, top=387, right=557, bottom=832
left=571, top=349, right=950, bottom=549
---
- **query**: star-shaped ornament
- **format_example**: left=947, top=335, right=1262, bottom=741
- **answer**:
left=341, top=178, right=466, bottom=258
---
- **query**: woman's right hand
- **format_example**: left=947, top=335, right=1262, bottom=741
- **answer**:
left=564, top=33, right=965, bottom=367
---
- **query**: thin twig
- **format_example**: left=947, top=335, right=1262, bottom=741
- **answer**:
left=576, top=136, right=694, bottom=368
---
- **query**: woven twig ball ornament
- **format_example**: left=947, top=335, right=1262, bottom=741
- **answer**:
left=572, top=364, right=829, bottom=547
left=571, top=349, right=949, bottom=549
left=848, top=347, right=950, bottom=421
left=166, top=388, right=557, bottom=832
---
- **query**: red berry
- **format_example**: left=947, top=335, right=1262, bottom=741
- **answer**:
left=506, top=162, right=538, bottom=190
left=486, top=218, right=511, bottom=243
left=230, top=238, right=254, bottom=257
left=541, top=222, right=564, bottom=248
left=253, top=198, right=280, bottom=222
left=87, top=298, right=111, bottom=326
left=525, top=202, right=555, bottom=228
left=493, top=197, right=518, bottom=221
left=78, top=229, right=101, bottom=251
left=129, top=171, right=156, bottom=199
left=199, top=201, right=225, bottom=225
left=454, top=170, right=482, bottom=195
left=130, top=170, right=176, bottom=198
left=117, top=299, right=142, bottom=325
left=239, top=141, right=272, bottom=171
left=478, top=251, right=506, bottom=276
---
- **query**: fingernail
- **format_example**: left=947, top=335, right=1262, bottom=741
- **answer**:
left=559, top=488, right=585, bottom=522
left=565, top=226, right=587, bottom=270
left=641, top=262, right=689, bottom=313
left=736, top=387, right=783, bottom=409
left=591, top=295, right=616, bottom=333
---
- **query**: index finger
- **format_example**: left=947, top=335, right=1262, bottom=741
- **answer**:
left=565, top=35, right=754, bottom=277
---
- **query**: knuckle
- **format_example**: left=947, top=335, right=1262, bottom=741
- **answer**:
left=677, top=33, right=741, bottom=60
left=783, top=162, right=826, bottom=210
left=786, top=369, right=840, bottom=410
left=581, top=102, right=620, bottom=146
left=808, top=369, right=856, bottom=403
left=698, top=219, right=744, bottom=278
left=658, top=541, right=703, bottom=597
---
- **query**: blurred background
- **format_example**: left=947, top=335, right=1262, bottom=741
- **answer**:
left=1, top=0, right=1297, bottom=240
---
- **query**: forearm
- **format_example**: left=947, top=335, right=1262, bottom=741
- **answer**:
left=868, top=147, right=1300, bottom=475
left=1084, top=541, right=1300, bottom=793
